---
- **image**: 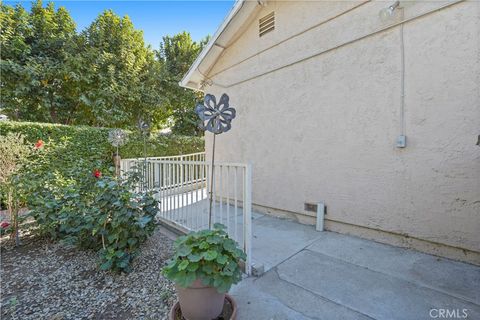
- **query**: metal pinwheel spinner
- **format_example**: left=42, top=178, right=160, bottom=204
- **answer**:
left=108, top=129, right=128, bottom=148
left=196, top=93, right=236, bottom=134
left=195, top=93, right=236, bottom=228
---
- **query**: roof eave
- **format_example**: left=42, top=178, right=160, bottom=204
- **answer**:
left=180, top=0, right=261, bottom=91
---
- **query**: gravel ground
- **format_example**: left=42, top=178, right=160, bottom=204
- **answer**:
left=0, top=228, right=177, bottom=320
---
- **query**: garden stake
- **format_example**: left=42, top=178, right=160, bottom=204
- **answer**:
left=208, top=133, right=216, bottom=229
left=195, top=93, right=236, bottom=230
left=138, top=120, right=150, bottom=191
left=108, top=129, right=127, bottom=178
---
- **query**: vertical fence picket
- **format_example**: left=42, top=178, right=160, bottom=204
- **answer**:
left=168, top=163, right=172, bottom=219
left=163, top=162, right=167, bottom=215
left=174, top=162, right=177, bottom=220
left=219, top=164, right=223, bottom=227
left=226, top=166, right=230, bottom=235
left=243, top=163, right=252, bottom=275
left=193, top=162, right=196, bottom=228
left=212, top=163, right=216, bottom=227
left=234, top=167, right=238, bottom=242
left=189, top=162, right=194, bottom=229
left=205, top=163, right=210, bottom=229
left=161, top=162, right=165, bottom=215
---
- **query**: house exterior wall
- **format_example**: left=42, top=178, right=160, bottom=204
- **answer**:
left=203, top=0, right=480, bottom=264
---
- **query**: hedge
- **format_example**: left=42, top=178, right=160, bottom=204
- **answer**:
left=0, top=121, right=204, bottom=161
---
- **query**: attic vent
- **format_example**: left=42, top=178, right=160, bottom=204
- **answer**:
left=259, top=12, right=275, bottom=37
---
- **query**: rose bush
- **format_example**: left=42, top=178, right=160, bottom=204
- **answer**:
left=8, top=136, right=159, bottom=272
left=16, top=137, right=108, bottom=240
left=22, top=162, right=158, bottom=272
left=53, top=169, right=158, bottom=272
left=0, top=121, right=203, bottom=271
left=93, top=173, right=158, bottom=272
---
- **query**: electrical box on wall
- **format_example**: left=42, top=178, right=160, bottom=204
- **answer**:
left=396, top=135, right=406, bottom=148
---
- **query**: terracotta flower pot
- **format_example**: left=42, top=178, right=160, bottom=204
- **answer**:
left=174, top=279, right=225, bottom=320
left=169, top=291, right=237, bottom=320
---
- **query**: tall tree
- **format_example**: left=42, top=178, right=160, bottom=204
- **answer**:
left=157, top=32, right=209, bottom=135
left=1, top=2, right=209, bottom=132
left=71, top=10, right=163, bottom=128
left=1, top=1, right=77, bottom=123
left=1, top=3, right=163, bottom=128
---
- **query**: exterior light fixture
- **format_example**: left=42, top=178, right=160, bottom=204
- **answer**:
left=379, top=1, right=400, bottom=21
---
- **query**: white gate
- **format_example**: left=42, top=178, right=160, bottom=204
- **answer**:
left=120, top=153, right=252, bottom=275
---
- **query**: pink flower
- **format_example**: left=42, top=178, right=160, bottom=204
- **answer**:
left=34, top=139, right=44, bottom=149
left=93, top=169, right=102, bottom=179
left=0, top=221, right=10, bottom=229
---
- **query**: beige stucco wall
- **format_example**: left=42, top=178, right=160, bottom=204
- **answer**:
left=203, top=1, right=480, bottom=263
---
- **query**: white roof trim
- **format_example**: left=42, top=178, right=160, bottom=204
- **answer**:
left=180, top=0, right=260, bottom=91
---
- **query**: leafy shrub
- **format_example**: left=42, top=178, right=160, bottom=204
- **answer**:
left=0, top=133, right=31, bottom=186
left=162, top=224, right=246, bottom=293
left=0, top=121, right=204, bottom=160
left=92, top=174, right=158, bottom=272
left=14, top=137, right=109, bottom=239
left=15, top=138, right=157, bottom=272
left=0, top=133, right=31, bottom=241
left=0, top=121, right=202, bottom=271
left=23, top=163, right=158, bottom=272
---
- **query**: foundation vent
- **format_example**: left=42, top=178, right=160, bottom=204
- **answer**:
left=259, top=12, right=275, bottom=37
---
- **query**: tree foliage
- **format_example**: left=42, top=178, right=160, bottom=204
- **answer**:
left=72, top=10, right=163, bottom=128
left=1, top=1, right=207, bottom=130
left=157, top=32, right=209, bottom=135
left=1, top=1, right=78, bottom=123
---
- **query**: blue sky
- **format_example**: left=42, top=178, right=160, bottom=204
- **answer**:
left=4, top=1, right=235, bottom=48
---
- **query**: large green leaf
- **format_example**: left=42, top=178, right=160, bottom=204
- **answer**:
left=187, top=253, right=202, bottom=262
left=177, top=245, right=192, bottom=257
left=216, top=254, right=228, bottom=265
left=202, top=250, right=218, bottom=261
left=178, top=260, right=189, bottom=271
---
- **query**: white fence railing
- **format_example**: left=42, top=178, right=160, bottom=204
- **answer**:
left=121, top=152, right=205, bottom=174
left=135, top=152, right=206, bottom=162
left=120, top=153, right=252, bottom=275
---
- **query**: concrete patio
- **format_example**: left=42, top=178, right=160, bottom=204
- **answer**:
left=156, top=196, right=480, bottom=320
left=230, top=215, right=480, bottom=320
left=156, top=193, right=324, bottom=273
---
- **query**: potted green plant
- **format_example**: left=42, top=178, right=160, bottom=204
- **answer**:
left=162, top=223, right=246, bottom=320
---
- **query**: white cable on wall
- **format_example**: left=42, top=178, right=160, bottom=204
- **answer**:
left=400, top=20, right=405, bottom=137
left=398, top=7, right=406, bottom=147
